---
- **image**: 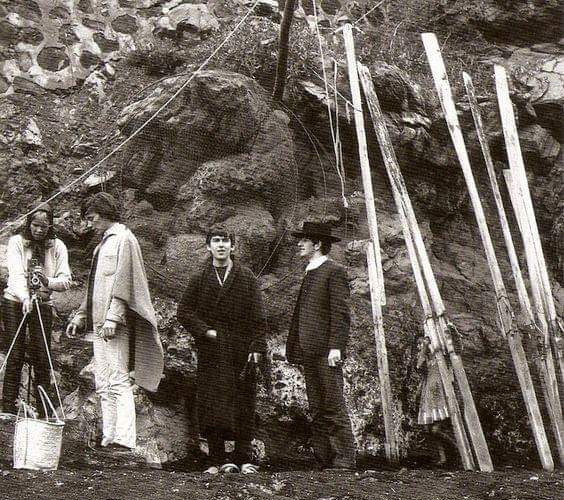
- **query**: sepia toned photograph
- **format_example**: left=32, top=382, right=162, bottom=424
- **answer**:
left=0, top=1, right=562, bottom=498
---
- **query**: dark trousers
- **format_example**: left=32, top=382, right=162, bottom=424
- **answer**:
left=1, top=298, right=53, bottom=416
left=206, top=430, right=253, bottom=466
left=303, top=355, right=356, bottom=469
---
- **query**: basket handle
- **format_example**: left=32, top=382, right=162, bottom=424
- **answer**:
left=37, top=385, right=63, bottom=422
left=16, top=400, right=35, bottom=420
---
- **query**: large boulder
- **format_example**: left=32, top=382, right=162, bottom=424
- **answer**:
left=117, top=71, right=295, bottom=210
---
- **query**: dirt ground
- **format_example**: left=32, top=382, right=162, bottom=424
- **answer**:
left=0, top=442, right=562, bottom=500
left=1, top=419, right=562, bottom=500
left=0, top=465, right=561, bottom=500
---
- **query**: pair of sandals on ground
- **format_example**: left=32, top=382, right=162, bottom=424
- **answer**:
left=204, top=462, right=259, bottom=474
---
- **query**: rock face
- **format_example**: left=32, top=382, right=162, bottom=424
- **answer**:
left=53, top=59, right=561, bottom=464
left=437, top=0, right=562, bottom=45
left=117, top=70, right=295, bottom=282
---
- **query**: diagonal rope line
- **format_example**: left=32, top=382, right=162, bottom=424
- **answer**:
left=0, top=0, right=260, bottom=239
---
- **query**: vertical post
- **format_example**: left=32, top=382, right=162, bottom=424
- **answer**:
left=422, top=33, right=553, bottom=471
left=342, top=23, right=398, bottom=462
left=357, top=62, right=481, bottom=471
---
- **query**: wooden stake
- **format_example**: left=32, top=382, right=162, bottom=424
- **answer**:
left=464, top=73, right=564, bottom=465
left=357, top=62, right=481, bottom=471
left=423, top=33, right=554, bottom=471
left=342, top=23, right=398, bottom=462
left=495, top=65, right=564, bottom=389
left=366, top=243, right=400, bottom=462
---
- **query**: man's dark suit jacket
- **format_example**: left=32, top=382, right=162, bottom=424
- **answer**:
left=286, top=259, right=351, bottom=364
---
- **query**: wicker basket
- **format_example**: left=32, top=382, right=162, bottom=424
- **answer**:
left=13, top=386, right=64, bottom=471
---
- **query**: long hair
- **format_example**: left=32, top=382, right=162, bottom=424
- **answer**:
left=22, top=206, right=56, bottom=241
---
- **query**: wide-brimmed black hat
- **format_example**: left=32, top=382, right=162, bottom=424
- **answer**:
left=291, top=221, right=341, bottom=242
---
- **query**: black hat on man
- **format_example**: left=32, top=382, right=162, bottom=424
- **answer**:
left=291, top=221, right=341, bottom=243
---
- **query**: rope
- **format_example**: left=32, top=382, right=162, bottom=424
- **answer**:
left=311, top=0, right=348, bottom=210
left=0, top=0, right=261, bottom=240
left=353, top=0, right=387, bottom=26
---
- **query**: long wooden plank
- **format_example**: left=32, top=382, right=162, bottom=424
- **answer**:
left=342, top=24, right=397, bottom=462
left=357, top=62, right=479, bottom=470
left=395, top=187, right=475, bottom=470
left=342, top=24, right=385, bottom=305
left=422, top=33, right=553, bottom=471
left=504, top=171, right=564, bottom=466
left=366, top=243, right=400, bottom=462
left=464, top=72, right=564, bottom=465
left=495, top=65, right=564, bottom=388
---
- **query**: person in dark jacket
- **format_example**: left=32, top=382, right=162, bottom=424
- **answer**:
left=177, top=225, right=267, bottom=474
left=286, top=221, right=356, bottom=470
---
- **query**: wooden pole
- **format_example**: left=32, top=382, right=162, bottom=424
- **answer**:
left=464, top=73, right=564, bottom=465
left=356, top=62, right=481, bottom=471
left=366, top=243, right=400, bottom=462
left=504, top=170, right=564, bottom=386
left=396, top=197, right=476, bottom=471
left=342, top=23, right=398, bottom=462
left=504, top=171, right=564, bottom=466
left=342, top=24, right=385, bottom=304
left=495, top=65, right=564, bottom=388
left=422, top=33, right=554, bottom=471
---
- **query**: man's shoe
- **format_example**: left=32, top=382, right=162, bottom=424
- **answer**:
left=106, top=443, right=135, bottom=454
left=203, top=465, right=220, bottom=474
left=88, top=436, right=109, bottom=451
left=241, top=463, right=259, bottom=474
left=219, top=463, right=240, bottom=473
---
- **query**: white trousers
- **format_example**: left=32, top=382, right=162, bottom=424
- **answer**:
left=93, top=332, right=136, bottom=448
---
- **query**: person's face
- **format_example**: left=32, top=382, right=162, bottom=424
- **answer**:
left=85, top=211, right=112, bottom=232
left=297, top=237, right=319, bottom=259
left=207, top=235, right=233, bottom=263
left=29, top=212, right=50, bottom=241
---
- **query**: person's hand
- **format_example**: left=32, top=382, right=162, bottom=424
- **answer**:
left=66, top=316, right=85, bottom=338
left=248, top=352, right=262, bottom=363
left=327, top=349, right=342, bottom=367
left=99, top=320, right=117, bottom=341
left=205, top=329, right=217, bottom=340
left=22, top=298, right=32, bottom=315
left=35, top=271, right=49, bottom=287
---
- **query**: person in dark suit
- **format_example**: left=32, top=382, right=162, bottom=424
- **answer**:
left=286, top=221, right=356, bottom=470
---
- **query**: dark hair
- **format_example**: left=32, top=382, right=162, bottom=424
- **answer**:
left=309, top=237, right=332, bottom=256
left=23, top=206, right=55, bottom=240
left=205, top=224, right=235, bottom=246
left=81, top=192, right=121, bottom=222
